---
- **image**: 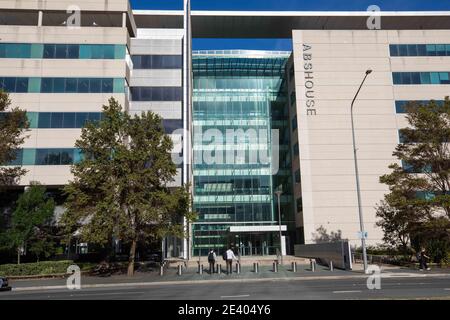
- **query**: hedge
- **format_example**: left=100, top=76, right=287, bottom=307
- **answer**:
left=0, top=260, right=95, bottom=277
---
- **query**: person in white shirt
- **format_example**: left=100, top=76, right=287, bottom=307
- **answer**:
left=226, top=247, right=237, bottom=274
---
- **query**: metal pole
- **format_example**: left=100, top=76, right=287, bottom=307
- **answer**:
left=330, top=261, right=334, bottom=272
left=351, top=69, right=372, bottom=274
left=275, top=189, right=283, bottom=265
left=178, top=264, right=182, bottom=276
left=292, top=261, right=297, bottom=272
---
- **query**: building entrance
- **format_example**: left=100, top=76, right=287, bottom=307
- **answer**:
left=228, top=232, right=278, bottom=256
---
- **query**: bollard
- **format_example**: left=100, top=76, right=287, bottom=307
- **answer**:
left=253, top=262, right=259, bottom=273
left=177, top=264, right=182, bottom=276
left=199, top=264, right=203, bottom=275
left=160, top=265, right=164, bottom=276
left=273, top=261, right=278, bottom=273
left=217, top=264, right=221, bottom=274
left=292, top=261, right=297, bottom=272
left=329, top=261, right=334, bottom=272
left=236, top=262, right=240, bottom=274
left=310, top=259, right=316, bottom=272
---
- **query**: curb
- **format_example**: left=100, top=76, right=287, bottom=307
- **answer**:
left=10, top=272, right=450, bottom=292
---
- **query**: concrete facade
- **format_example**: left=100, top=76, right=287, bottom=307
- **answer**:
left=291, top=29, right=450, bottom=245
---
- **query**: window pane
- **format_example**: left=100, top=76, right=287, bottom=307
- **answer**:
left=38, top=113, right=51, bottom=128
left=78, top=78, right=89, bottom=93
left=4, top=77, right=16, bottom=92
left=436, top=45, right=446, bottom=56
left=41, top=78, right=53, bottom=93
left=60, top=149, right=73, bottom=165
left=90, top=45, right=103, bottom=59
left=417, top=45, right=427, bottom=56
left=420, top=72, right=431, bottom=84
left=75, top=113, right=89, bottom=127
left=36, top=149, right=49, bottom=165
left=51, top=113, right=63, bottom=128
left=65, top=78, right=77, bottom=93
left=102, top=79, right=113, bottom=93
left=400, top=72, right=411, bottom=84
left=407, top=44, right=418, bottom=56
left=15, top=78, right=28, bottom=93
left=55, top=44, right=68, bottom=58
left=426, top=44, right=436, bottom=56
left=103, top=45, right=115, bottom=59
left=47, top=149, right=61, bottom=165
left=53, top=78, right=65, bottom=93
left=430, top=72, right=440, bottom=84
left=89, top=78, right=101, bottom=92
left=411, top=73, right=421, bottom=84
left=63, top=113, right=76, bottom=128
left=43, top=44, right=55, bottom=58
left=88, top=112, right=101, bottom=123
left=399, top=45, right=408, bottom=56
left=67, top=45, right=79, bottom=59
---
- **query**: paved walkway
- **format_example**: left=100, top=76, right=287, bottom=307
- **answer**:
left=7, top=263, right=450, bottom=291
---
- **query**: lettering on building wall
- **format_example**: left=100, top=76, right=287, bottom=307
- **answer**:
left=303, top=44, right=316, bottom=115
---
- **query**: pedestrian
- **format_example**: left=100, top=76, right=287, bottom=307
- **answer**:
left=208, top=249, right=216, bottom=274
left=419, top=247, right=431, bottom=271
left=226, top=246, right=237, bottom=275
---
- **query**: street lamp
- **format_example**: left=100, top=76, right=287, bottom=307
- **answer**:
left=274, top=188, right=283, bottom=265
left=351, top=69, right=372, bottom=274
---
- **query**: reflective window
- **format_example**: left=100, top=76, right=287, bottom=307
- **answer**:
left=395, top=100, right=445, bottom=114
left=390, top=44, right=450, bottom=56
left=130, top=87, right=183, bottom=101
left=393, top=72, right=450, bottom=85
left=131, top=55, right=182, bottom=69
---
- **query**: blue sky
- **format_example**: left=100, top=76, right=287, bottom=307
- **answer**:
left=131, top=0, right=450, bottom=51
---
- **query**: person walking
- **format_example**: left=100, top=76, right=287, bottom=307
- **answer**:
left=419, top=248, right=431, bottom=271
left=208, top=249, right=216, bottom=274
left=226, top=246, right=237, bottom=275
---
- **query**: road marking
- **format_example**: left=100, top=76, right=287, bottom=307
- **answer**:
left=332, top=290, right=362, bottom=294
left=444, top=288, right=450, bottom=291
left=221, top=294, right=250, bottom=299
left=69, top=291, right=145, bottom=297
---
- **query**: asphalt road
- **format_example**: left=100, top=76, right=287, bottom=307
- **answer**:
left=1, top=276, right=450, bottom=300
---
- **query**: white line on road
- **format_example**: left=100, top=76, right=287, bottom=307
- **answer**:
left=69, top=291, right=145, bottom=297
left=221, top=294, right=250, bottom=299
left=444, top=288, right=450, bottom=291
left=332, top=290, right=362, bottom=294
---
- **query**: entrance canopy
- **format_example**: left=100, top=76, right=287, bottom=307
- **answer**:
left=229, top=225, right=287, bottom=233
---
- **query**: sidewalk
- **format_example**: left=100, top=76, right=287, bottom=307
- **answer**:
left=7, top=263, right=450, bottom=292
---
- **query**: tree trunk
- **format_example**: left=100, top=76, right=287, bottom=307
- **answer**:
left=127, top=239, right=137, bottom=276
left=17, top=248, right=20, bottom=265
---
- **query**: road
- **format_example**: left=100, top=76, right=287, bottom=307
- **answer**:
left=1, top=276, right=450, bottom=300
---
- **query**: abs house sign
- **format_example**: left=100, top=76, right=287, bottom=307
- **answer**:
left=303, top=44, right=316, bottom=116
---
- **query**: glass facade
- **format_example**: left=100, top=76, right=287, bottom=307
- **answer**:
left=392, top=72, right=450, bottom=85
left=395, top=100, right=445, bottom=113
left=131, top=55, right=182, bottom=69
left=0, top=77, right=125, bottom=93
left=0, top=43, right=126, bottom=59
left=390, top=44, right=450, bottom=57
left=192, top=51, right=295, bottom=256
left=10, top=148, right=82, bottom=166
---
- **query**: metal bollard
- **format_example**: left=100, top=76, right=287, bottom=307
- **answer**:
left=253, top=262, right=259, bottom=273
left=292, top=261, right=297, bottom=272
left=177, top=264, right=182, bottom=276
left=329, top=261, right=334, bottom=272
left=236, top=263, right=240, bottom=274
left=273, top=261, right=278, bottom=272
left=310, top=259, right=316, bottom=272
left=160, top=265, right=164, bottom=276
left=217, top=264, right=221, bottom=274
left=199, top=264, right=203, bottom=275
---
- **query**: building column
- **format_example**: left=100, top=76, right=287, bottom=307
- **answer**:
left=38, top=11, right=43, bottom=27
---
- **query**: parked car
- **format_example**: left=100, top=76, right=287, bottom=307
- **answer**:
left=0, top=276, right=11, bottom=292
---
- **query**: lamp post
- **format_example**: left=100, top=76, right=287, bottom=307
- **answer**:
left=275, top=188, right=283, bottom=265
left=351, top=69, right=372, bottom=274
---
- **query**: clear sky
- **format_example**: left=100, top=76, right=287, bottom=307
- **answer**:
left=130, top=0, right=450, bottom=51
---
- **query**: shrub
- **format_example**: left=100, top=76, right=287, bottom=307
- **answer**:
left=0, top=260, right=95, bottom=277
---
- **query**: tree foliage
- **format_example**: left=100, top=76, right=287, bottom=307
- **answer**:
left=61, top=98, right=196, bottom=276
left=0, top=90, right=29, bottom=188
left=5, top=183, right=55, bottom=263
left=376, top=98, right=450, bottom=262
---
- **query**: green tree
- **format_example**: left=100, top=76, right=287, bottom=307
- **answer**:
left=376, top=98, right=450, bottom=261
left=0, top=90, right=29, bottom=188
left=61, top=98, right=196, bottom=276
left=395, top=98, right=450, bottom=217
left=8, top=183, right=55, bottom=263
